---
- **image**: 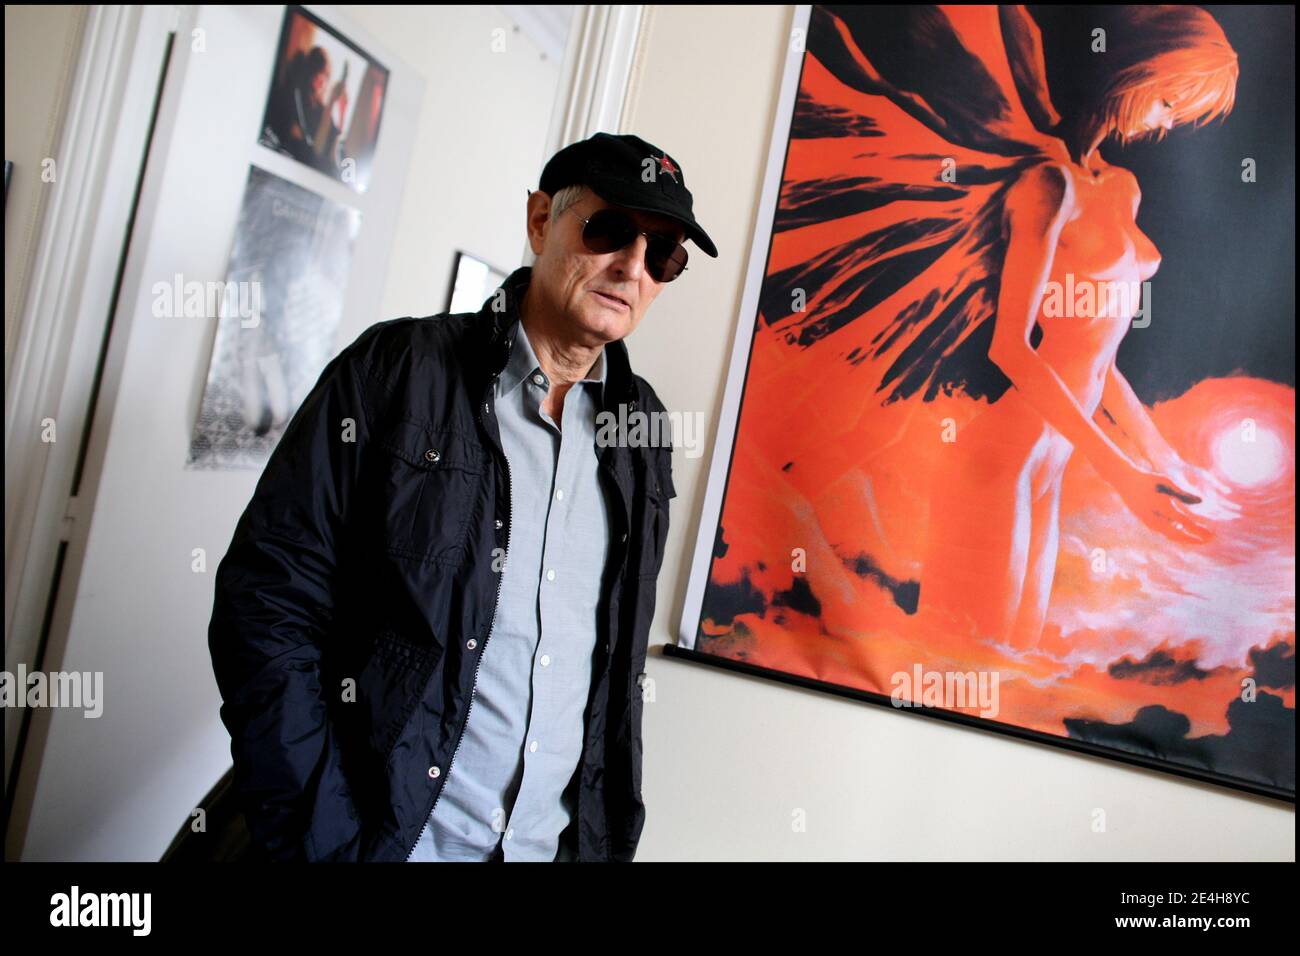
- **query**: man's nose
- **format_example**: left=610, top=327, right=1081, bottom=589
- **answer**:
left=610, top=234, right=646, bottom=280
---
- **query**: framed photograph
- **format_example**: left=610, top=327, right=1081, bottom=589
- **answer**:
left=445, top=250, right=509, bottom=314
left=675, top=5, right=1295, bottom=800
left=258, top=4, right=389, bottom=193
left=187, top=165, right=361, bottom=470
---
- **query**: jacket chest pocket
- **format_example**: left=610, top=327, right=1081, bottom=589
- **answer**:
left=377, top=420, right=486, bottom=564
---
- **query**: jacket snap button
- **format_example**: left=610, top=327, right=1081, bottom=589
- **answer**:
left=428, top=766, right=441, bottom=779
left=495, top=519, right=504, bottom=529
left=621, top=532, right=627, bottom=542
left=467, top=638, right=477, bottom=650
left=425, top=448, right=440, bottom=463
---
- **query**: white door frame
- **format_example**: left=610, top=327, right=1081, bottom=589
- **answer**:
left=522, top=3, right=645, bottom=266
left=3, top=5, right=179, bottom=795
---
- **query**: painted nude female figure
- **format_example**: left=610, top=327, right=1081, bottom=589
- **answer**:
left=921, top=7, right=1240, bottom=648
left=743, top=6, right=1242, bottom=651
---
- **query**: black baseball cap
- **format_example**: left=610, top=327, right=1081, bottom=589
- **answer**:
left=538, top=132, right=718, bottom=258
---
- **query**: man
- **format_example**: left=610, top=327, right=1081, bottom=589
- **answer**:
left=207, top=132, right=718, bottom=862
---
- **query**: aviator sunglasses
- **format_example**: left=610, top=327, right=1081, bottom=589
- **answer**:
left=530, top=191, right=690, bottom=283
left=565, top=206, right=689, bottom=282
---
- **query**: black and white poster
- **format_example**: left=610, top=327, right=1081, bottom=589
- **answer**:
left=187, top=165, right=361, bottom=470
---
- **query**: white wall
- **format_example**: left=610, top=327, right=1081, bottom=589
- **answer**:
left=10, top=3, right=560, bottom=861
left=345, top=4, right=563, bottom=317
left=620, top=5, right=1294, bottom=861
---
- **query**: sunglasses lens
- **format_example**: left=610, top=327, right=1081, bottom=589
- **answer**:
left=581, top=209, right=636, bottom=253
left=647, top=238, right=688, bottom=282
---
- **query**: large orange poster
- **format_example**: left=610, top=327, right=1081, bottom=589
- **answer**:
left=680, top=5, right=1294, bottom=799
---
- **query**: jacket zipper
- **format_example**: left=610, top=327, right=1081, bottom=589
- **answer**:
left=405, top=395, right=513, bottom=861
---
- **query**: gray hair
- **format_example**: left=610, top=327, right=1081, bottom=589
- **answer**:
left=547, top=183, right=588, bottom=223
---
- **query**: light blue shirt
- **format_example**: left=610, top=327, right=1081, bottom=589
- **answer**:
left=409, top=318, right=610, bottom=861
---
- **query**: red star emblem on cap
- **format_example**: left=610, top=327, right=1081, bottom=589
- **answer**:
left=656, top=152, right=679, bottom=183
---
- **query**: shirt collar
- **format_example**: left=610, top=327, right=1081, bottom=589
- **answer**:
left=483, top=266, right=631, bottom=412
left=496, top=317, right=608, bottom=402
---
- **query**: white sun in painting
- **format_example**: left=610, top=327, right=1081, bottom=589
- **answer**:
left=1211, top=424, right=1287, bottom=487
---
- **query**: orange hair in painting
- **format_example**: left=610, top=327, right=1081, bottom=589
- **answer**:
left=1092, top=6, right=1239, bottom=147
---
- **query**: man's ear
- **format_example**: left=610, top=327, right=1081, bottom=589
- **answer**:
left=526, top=190, right=551, bottom=257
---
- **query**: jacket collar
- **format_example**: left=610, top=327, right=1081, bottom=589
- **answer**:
left=479, top=266, right=636, bottom=413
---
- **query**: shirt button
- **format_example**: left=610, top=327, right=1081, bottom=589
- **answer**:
left=546, top=568, right=555, bottom=581
left=540, top=654, right=550, bottom=667
left=529, top=741, right=538, bottom=753
left=495, top=518, right=504, bottom=529
left=555, top=488, right=564, bottom=500
left=466, top=638, right=477, bottom=650
left=532, top=373, right=546, bottom=386
left=428, top=766, right=441, bottom=779
left=505, top=828, right=514, bottom=840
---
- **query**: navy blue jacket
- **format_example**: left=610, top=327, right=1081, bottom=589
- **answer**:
left=207, top=266, right=675, bottom=861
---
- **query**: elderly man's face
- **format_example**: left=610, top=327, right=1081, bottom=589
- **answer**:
left=525, top=188, right=686, bottom=344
